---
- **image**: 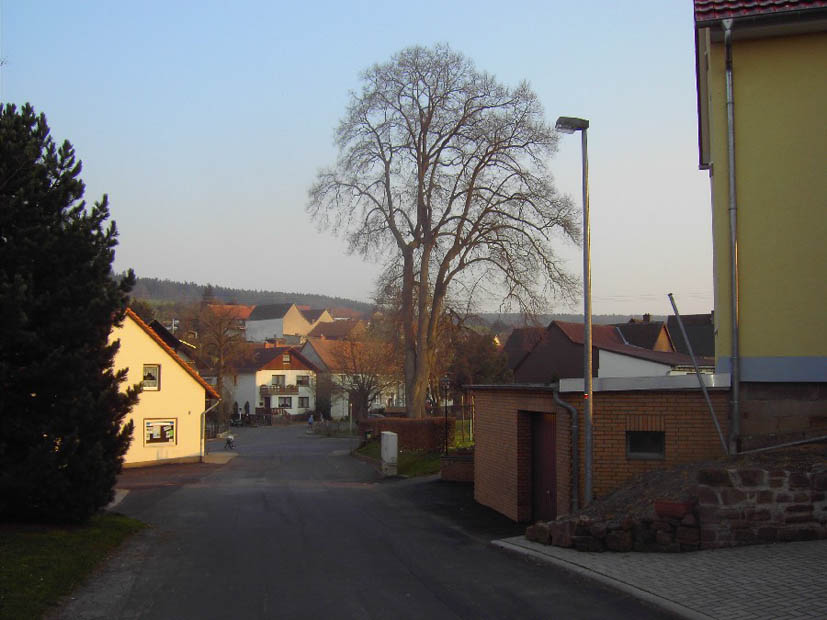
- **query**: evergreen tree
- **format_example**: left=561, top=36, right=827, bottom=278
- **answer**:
left=0, top=103, right=138, bottom=523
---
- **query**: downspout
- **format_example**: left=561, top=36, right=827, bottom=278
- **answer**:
left=723, top=18, right=741, bottom=455
left=200, top=399, right=222, bottom=462
left=553, top=385, right=579, bottom=513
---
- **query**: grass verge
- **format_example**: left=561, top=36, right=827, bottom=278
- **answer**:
left=0, top=512, right=146, bottom=620
left=355, top=440, right=442, bottom=477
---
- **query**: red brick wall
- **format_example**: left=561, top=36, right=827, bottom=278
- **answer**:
left=358, top=417, right=454, bottom=452
left=473, top=387, right=730, bottom=522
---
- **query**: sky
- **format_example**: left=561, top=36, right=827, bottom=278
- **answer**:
left=1, top=1, right=714, bottom=316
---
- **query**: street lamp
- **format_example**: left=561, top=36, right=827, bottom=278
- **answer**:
left=555, top=115, right=593, bottom=506
left=440, top=375, right=451, bottom=454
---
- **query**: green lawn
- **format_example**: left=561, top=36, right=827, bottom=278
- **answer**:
left=0, top=513, right=146, bottom=620
left=355, top=441, right=442, bottom=477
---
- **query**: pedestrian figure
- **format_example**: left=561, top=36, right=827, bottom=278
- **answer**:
left=225, top=434, right=235, bottom=450
left=308, top=414, right=314, bottom=431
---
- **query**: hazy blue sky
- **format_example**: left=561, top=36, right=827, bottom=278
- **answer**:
left=1, top=1, right=714, bottom=315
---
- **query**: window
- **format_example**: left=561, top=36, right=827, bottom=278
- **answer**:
left=626, top=431, right=665, bottom=460
left=298, top=396, right=309, bottom=408
left=296, top=375, right=310, bottom=387
left=142, top=364, right=160, bottom=390
left=145, top=419, right=176, bottom=445
left=278, top=396, right=292, bottom=408
left=283, top=353, right=291, bottom=364
left=271, top=375, right=285, bottom=387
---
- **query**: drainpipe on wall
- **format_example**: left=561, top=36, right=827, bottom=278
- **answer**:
left=553, top=386, right=579, bottom=513
left=723, top=18, right=741, bottom=455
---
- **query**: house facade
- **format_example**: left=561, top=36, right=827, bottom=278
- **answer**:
left=230, top=346, right=318, bottom=417
left=113, top=309, right=220, bottom=467
left=694, top=1, right=827, bottom=442
left=513, top=321, right=712, bottom=383
left=245, top=303, right=312, bottom=342
left=301, top=338, right=405, bottom=420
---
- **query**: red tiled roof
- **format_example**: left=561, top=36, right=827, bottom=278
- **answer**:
left=125, top=308, right=221, bottom=400
left=695, top=0, right=827, bottom=23
left=502, top=327, right=546, bottom=370
left=308, top=319, right=366, bottom=340
left=554, top=321, right=712, bottom=367
left=207, top=304, right=255, bottom=320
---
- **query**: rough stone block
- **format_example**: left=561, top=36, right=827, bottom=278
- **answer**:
left=813, top=473, right=827, bottom=491
left=696, top=485, right=720, bottom=505
left=573, top=535, right=604, bottom=552
left=812, top=492, right=826, bottom=502
left=663, top=542, right=682, bottom=553
left=738, top=469, right=767, bottom=487
left=655, top=530, right=674, bottom=546
left=756, top=490, right=775, bottom=504
left=701, top=528, right=718, bottom=542
left=785, top=504, right=814, bottom=514
left=681, top=514, right=698, bottom=527
left=633, top=523, right=655, bottom=545
left=654, top=500, right=694, bottom=519
left=698, top=469, right=732, bottom=486
left=721, top=488, right=747, bottom=505
left=769, top=478, right=785, bottom=489
left=589, top=522, right=608, bottom=538
left=746, top=508, right=772, bottom=521
left=789, top=472, right=810, bottom=489
left=605, top=530, right=633, bottom=552
left=785, top=515, right=816, bottom=525
left=793, top=492, right=812, bottom=503
left=525, top=524, right=540, bottom=542
left=775, top=493, right=793, bottom=503
left=653, top=520, right=673, bottom=532
left=534, top=521, right=552, bottom=544
left=734, top=528, right=757, bottom=543
left=756, top=527, right=778, bottom=541
left=677, top=526, right=700, bottom=544
left=550, top=520, right=576, bottom=548
left=575, top=518, right=593, bottom=537
left=680, top=543, right=700, bottom=552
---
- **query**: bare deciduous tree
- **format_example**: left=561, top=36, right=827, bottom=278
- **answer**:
left=308, top=44, right=578, bottom=418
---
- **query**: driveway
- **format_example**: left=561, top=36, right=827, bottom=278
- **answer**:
left=54, top=425, right=674, bottom=619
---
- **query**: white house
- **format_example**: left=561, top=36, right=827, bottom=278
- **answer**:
left=229, top=345, right=320, bottom=417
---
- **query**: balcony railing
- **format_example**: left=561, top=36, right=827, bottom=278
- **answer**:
left=260, top=384, right=299, bottom=396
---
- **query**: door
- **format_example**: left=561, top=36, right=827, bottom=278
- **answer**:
left=532, top=413, right=557, bottom=521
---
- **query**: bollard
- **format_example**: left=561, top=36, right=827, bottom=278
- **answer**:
left=380, top=431, right=398, bottom=476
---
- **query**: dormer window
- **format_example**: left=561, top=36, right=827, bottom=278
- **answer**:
left=283, top=353, right=291, bottom=364
left=142, top=364, right=160, bottom=390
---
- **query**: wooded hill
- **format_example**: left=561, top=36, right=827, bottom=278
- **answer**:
left=128, top=276, right=660, bottom=328
left=128, top=276, right=374, bottom=314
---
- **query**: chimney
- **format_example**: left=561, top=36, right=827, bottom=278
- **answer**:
left=643, top=313, right=651, bottom=323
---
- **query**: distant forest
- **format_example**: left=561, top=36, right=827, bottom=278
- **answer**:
left=129, top=276, right=660, bottom=328
left=128, top=276, right=374, bottom=314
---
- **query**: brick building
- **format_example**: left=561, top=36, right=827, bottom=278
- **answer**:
left=471, top=375, right=730, bottom=522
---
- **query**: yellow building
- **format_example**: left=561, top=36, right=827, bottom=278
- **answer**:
left=112, top=309, right=220, bottom=467
left=694, top=1, right=827, bottom=445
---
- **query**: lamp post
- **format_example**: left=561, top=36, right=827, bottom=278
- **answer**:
left=440, top=375, right=451, bottom=454
left=555, top=115, right=592, bottom=506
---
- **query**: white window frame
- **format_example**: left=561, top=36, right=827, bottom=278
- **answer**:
left=142, top=364, right=161, bottom=390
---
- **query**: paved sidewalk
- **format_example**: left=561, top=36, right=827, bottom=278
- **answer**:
left=494, top=537, right=827, bottom=620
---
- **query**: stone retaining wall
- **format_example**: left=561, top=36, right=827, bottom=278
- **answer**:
left=696, top=465, right=827, bottom=548
left=527, top=462, right=827, bottom=552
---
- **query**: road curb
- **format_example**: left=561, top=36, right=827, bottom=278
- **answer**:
left=492, top=538, right=714, bottom=620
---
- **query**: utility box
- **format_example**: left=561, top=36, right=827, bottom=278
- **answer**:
left=380, top=431, right=398, bottom=476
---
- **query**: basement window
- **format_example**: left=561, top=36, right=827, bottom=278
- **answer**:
left=626, top=431, right=665, bottom=460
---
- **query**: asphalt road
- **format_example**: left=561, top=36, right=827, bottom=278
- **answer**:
left=54, top=425, right=674, bottom=620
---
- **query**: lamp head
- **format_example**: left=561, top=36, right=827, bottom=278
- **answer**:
left=556, top=116, right=589, bottom=133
